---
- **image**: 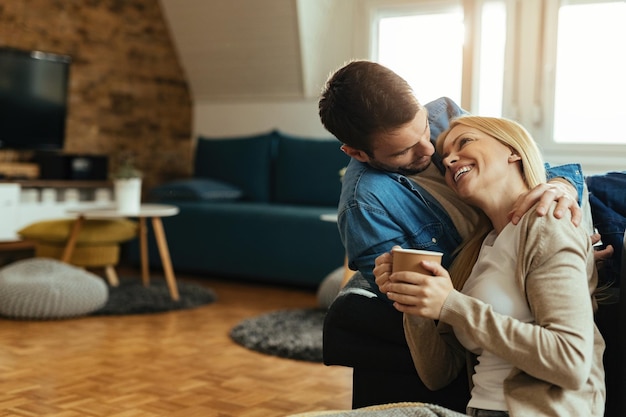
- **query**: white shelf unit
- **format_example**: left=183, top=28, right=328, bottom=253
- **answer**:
left=0, top=181, right=114, bottom=242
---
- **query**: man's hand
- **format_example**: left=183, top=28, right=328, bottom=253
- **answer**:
left=508, top=180, right=581, bottom=226
left=373, top=250, right=394, bottom=294
left=592, top=231, right=614, bottom=263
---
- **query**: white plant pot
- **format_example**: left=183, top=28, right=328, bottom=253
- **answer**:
left=114, top=178, right=142, bottom=214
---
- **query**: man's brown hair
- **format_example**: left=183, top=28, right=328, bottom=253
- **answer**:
left=319, top=60, right=420, bottom=154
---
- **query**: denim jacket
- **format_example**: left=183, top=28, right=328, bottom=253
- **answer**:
left=586, top=171, right=626, bottom=285
left=338, top=97, right=584, bottom=296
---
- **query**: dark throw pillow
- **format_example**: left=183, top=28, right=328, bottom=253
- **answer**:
left=149, top=178, right=243, bottom=202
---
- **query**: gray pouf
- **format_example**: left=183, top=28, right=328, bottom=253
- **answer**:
left=0, top=258, right=109, bottom=320
left=317, top=266, right=344, bottom=309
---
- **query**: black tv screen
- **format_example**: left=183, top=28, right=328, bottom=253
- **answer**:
left=0, top=47, right=71, bottom=151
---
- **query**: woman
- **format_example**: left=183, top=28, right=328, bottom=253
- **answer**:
left=373, top=116, right=605, bottom=416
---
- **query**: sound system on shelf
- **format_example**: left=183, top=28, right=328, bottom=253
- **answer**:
left=0, top=163, right=40, bottom=179
left=33, top=153, right=109, bottom=181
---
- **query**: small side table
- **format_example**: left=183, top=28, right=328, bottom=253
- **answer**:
left=65, top=204, right=181, bottom=300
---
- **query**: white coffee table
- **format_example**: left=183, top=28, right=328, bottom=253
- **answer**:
left=65, top=204, right=181, bottom=300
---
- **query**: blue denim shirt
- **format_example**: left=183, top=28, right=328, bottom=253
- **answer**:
left=338, top=97, right=584, bottom=296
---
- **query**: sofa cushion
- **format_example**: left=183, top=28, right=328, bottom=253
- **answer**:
left=193, top=131, right=278, bottom=202
left=130, top=200, right=345, bottom=288
left=149, top=178, right=243, bottom=202
left=274, top=132, right=349, bottom=206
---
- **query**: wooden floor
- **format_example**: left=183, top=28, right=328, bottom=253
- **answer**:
left=0, top=268, right=353, bottom=417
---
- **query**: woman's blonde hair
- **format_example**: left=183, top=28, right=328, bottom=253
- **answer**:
left=435, top=116, right=547, bottom=289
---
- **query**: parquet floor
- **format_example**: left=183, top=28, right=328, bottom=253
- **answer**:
left=0, top=268, right=352, bottom=416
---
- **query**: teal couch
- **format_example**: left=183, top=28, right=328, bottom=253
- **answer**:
left=126, top=130, right=350, bottom=288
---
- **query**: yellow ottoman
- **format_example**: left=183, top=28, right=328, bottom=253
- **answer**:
left=17, top=219, right=138, bottom=287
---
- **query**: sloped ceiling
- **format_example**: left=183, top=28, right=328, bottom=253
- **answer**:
left=159, top=0, right=304, bottom=102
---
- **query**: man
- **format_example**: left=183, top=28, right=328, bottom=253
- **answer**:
left=319, top=60, right=584, bottom=295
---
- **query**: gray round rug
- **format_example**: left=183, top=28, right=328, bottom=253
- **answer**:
left=229, top=308, right=326, bottom=362
left=91, top=278, right=217, bottom=316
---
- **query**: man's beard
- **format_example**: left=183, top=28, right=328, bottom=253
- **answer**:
left=369, top=159, right=432, bottom=176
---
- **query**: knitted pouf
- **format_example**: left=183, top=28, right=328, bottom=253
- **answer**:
left=317, top=266, right=344, bottom=309
left=0, top=258, right=109, bottom=320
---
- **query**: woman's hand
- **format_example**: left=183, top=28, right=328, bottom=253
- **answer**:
left=508, top=180, right=581, bottom=226
left=375, top=251, right=454, bottom=319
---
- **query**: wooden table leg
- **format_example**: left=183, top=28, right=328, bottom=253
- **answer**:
left=104, top=265, right=120, bottom=287
left=151, top=217, right=180, bottom=301
left=139, top=217, right=150, bottom=287
left=62, top=216, right=84, bottom=263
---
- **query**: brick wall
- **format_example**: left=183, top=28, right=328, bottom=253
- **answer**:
left=0, top=0, right=193, bottom=192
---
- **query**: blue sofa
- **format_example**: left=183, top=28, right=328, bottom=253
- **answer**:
left=126, top=130, right=350, bottom=288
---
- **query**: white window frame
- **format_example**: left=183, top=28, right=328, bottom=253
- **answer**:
left=538, top=0, right=626, bottom=173
left=363, top=0, right=626, bottom=175
left=367, top=0, right=467, bottom=106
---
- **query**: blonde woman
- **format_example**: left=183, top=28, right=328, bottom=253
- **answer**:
left=374, top=116, right=605, bottom=416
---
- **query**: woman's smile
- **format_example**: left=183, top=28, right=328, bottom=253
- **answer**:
left=453, top=165, right=474, bottom=183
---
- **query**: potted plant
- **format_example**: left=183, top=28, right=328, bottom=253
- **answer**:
left=111, top=152, right=142, bottom=214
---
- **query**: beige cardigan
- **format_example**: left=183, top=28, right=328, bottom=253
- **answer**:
left=404, top=207, right=606, bottom=417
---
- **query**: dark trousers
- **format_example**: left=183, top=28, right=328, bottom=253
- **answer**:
left=467, top=408, right=509, bottom=417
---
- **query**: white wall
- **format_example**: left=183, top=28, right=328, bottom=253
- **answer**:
left=297, top=0, right=360, bottom=98
left=193, top=99, right=331, bottom=138
left=188, top=0, right=361, bottom=139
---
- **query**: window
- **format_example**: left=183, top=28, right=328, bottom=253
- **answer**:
left=376, top=7, right=464, bottom=105
left=551, top=1, right=626, bottom=144
left=475, top=1, right=506, bottom=117
left=369, top=0, right=626, bottom=173
left=376, top=1, right=507, bottom=116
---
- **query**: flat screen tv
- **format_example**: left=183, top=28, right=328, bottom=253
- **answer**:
left=0, top=47, right=71, bottom=151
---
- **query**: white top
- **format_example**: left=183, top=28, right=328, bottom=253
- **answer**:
left=454, top=222, right=534, bottom=412
left=67, top=203, right=179, bottom=219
